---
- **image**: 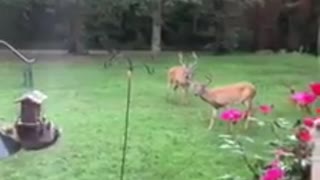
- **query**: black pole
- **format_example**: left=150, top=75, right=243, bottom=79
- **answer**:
left=27, top=63, right=34, bottom=90
left=23, top=63, right=34, bottom=90
left=119, top=57, right=133, bottom=180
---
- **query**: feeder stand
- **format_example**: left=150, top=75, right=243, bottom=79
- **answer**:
left=14, top=90, right=60, bottom=150
left=0, top=40, right=60, bottom=151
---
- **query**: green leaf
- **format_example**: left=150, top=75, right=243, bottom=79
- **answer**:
left=286, top=135, right=297, bottom=141
left=266, top=140, right=282, bottom=147
left=257, top=120, right=265, bottom=127
left=275, top=118, right=290, bottom=128
left=253, top=154, right=264, bottom=160
left=219, top=144, right=233, bottom=149
left=292, top=119, right=302, bottom=128
left=224, top=139, right=237, bottom=145
left=232, top=149, right=245, bottom=155
left=243, top=137, right=255, bottom=143
left=217, top=174, right=234, bottom=180
left=274, top=120, right=284, bottom=129
left=218, top=134, right=232, bottom=139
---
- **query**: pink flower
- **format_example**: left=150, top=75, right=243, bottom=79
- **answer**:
left=259, top=104, right=273, bottom=115
left=296, top=128, right=313, bottom=143
left=303, top=117, right=315, bottom=128
left=220, top=108, right=243, bottom=123
left=260, top=165, right=285, bottom=180
left=291, top=91, right=317, bottom=106
left=309, top=82, right=320, bottom=96
left=314, top=118, right=320, bottom=127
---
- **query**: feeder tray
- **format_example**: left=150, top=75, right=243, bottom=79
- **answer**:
left=0, top=132, right=21, bottom=159
left=15, top=121, right=60, bottom=150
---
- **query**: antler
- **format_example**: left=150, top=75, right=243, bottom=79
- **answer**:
left=178, top=51, right=185, bottom=67
left=189, top=51, right=198, bottom=68
left=205, top=74, right=213, bottom=86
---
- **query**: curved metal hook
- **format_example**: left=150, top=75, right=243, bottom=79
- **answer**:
left=104, top=49, right=119, bottom=69
left=0, top=40, right=35, bottom=64
left=0, top=40, right=35, bottom=89
left=104, top=50, right=155, bottom=75
left=143, top=64, right=155, bottom=75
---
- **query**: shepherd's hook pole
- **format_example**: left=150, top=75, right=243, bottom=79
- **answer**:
left=119, top=57, right=133, bottom=180
left=0, top=40, right=35, bottom=90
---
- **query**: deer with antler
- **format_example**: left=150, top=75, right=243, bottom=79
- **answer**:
left=167, top=51, right=198, bottom=104
left=189, top=76, right=257, bottom=130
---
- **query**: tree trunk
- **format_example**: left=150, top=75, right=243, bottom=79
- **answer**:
left=151, top=0, right=162, bottom=56
left=318, top=17, right=320, bottom=55
left=68, top=0, right=88, bottom=55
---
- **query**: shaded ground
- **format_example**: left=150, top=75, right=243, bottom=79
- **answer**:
left=0, top=53, right=318, bottom=180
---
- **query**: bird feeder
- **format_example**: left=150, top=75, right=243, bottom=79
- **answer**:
left=0, top=40, right=61, bottom=157
left=14, top=90, right=61, bottom=150
left=16, top=90, right=47, bottom=124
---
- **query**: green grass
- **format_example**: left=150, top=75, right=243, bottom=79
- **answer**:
left=0, top=53, right=318, bottom=180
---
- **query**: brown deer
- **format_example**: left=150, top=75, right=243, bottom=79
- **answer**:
left=189, top=76, right=257, bottom=130
left=167, top=51, right=198, bottom=104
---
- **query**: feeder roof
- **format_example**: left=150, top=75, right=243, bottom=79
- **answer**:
left=15, top=90, right=48, bottom=104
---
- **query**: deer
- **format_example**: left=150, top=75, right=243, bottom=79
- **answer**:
left=167, top=51, right=198, bottom=104
left=189, top=76, right=257, bottom=130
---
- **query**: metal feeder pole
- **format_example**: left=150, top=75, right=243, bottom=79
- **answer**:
left=0, top=40, right=35, bottom=90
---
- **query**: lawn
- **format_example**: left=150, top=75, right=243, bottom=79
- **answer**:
left=0, top=52, right=318, bottom=180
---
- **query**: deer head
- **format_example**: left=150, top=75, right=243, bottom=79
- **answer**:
left=178, top=51, right=198, bottom=81
left=190, top=75, right=213, bottom=96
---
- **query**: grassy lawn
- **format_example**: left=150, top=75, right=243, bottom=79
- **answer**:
left=0, top=53, right=318, bottom=180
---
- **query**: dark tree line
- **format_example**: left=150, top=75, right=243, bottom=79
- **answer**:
left=0, top=0, right=319, bottom=55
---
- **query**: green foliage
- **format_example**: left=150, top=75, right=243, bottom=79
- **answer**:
left=0, top=0, right=55, bottom=7
left=218, top=113, right=313, bottom=180
left=2, top=0, right=319, bottom=53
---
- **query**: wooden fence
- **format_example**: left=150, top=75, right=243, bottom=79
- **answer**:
left=311, top=127, right=320, bottom=179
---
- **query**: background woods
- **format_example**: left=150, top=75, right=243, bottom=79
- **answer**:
left=0, top=0, right=319, bottom=55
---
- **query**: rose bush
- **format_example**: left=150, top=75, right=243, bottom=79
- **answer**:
left=217, top=82, right=320, bottom=180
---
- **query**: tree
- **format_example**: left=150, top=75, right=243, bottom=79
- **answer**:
left=315, top=0, right=320, bottom=55
left=84, top=0, right=202, bottom=54
left=151, top=0, right=162, bottom=55
left=150, top=0, right=202, bottom=55
left=67, top=0, right=88, bottom=55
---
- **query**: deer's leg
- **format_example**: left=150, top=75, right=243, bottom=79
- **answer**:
left=182, top=86, right=189, bottom=104
left=208, top=108, right=217, bottom=130
left=169, top=84, right=180, bottom=102
left=167, top=79, right=172, bottom=91
left=166, top=82, right=172, bottom=101
left=173, top=84, right=179, bottom=95
left=243, top=100, right=253, bottom=130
